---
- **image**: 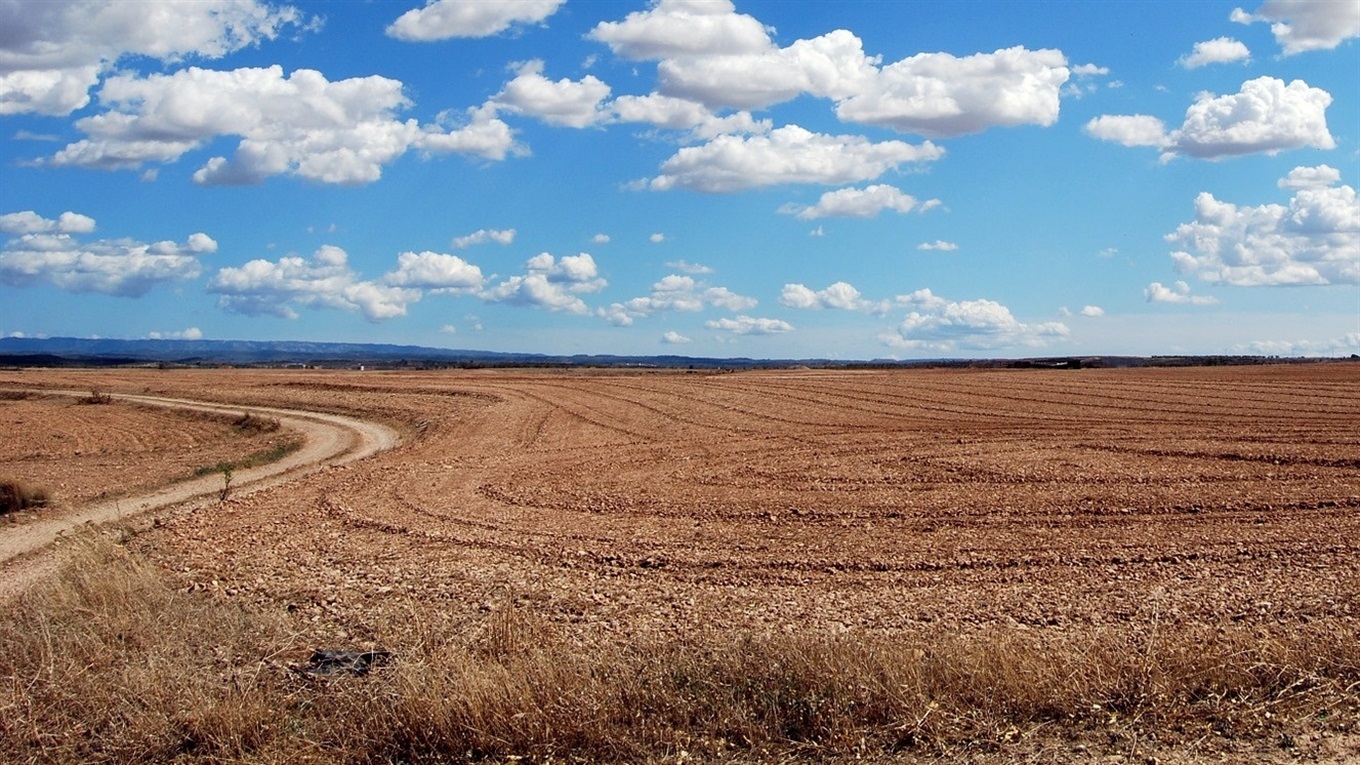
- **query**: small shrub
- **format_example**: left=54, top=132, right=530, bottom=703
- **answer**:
left=79, top=388, right=113, bottom=405
left=233, top=412, right=281, bottom=435
left=0, top=477, right=51, bottom=514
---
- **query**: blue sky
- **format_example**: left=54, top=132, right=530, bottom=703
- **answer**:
left=1, top=0, right=1357, bottom=359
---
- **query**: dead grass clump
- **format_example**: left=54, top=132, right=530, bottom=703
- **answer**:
left=0, top=390, right=34, bottom=401
left=0, top=535, right=296, bottom=764
left=5, top=547, right=1360, bottom=763
left=232, top=412, right=281, bottom=435
left=0, top=477, right=50, bottom=513
left=77, top=388, right=113, bottom=405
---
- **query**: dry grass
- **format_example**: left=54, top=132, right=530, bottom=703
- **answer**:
left=0, top=477, right=50, bottom=513
left=3, top=538, right=1359, bottom=763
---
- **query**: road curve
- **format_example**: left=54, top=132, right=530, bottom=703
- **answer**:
left=0, top=390, right=400, bottom=596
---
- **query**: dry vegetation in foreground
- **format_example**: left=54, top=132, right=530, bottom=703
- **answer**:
left=0, top=477, right=50, bottom=514
left=3, top=536, right=1359, bottom=764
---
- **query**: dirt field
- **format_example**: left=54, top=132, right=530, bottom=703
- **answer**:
left=3, top=363, right=1359, bottom=761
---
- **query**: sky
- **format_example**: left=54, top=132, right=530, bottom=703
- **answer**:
left=1, top=0, right=1357, bottom=360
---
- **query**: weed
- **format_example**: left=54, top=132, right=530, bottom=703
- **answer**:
left=218, top=466, right=234, bottom=502
left=232, top=412, right=281, bottom=435
left=0, top=477, right=51, bottom=513
left=191, top=439, right=303, bottom=481
left=78, top=388, right=113, bottom=405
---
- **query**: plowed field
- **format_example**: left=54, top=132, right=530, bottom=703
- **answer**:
left=4, top=364, right=1357, bottom=645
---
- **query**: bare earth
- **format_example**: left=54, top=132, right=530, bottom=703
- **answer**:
left=0, top=386, right=398, bottom=597
left=1, top=364, right=1358, bottom=761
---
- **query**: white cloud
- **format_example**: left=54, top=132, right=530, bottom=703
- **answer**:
left=0, top=218, right=213, bottom=297
left=1144, top=280, right=1220, bottom=305
left=706, top=315, right=794, bottom=335
left=418, top=104, right=522, bottom=161
left=592, top=233, right=611, bottom=244
left=1179, top=37, right=1251, bottom=68
left=589, top=0, right=773, bottom=60
left=779, top=282, right=888, bottom=314
left=1083, top=114, right=1169, bottom=147
left=492, top=60, right=611, bottom=128
left=1165, top=174, right=1359, bottom=287
left=598, top=273, right=756, bottom=326
left=1080, top=305, right=1106, bottom=317
left=648, top=124, right=943, bottom=192
left=665, top=259, right=712, bottom=274
left=917, top=240, right=959, bottom=251
left=0, top=210, right=96, bottom=235
left=1231, top=0, right=1360, bottom=54
left=0, top=0, right=306, bottom=116
left=1086, top=77, right=1335, bottom=161
left=1279, top=164, right=1342, bottom=190
left=661, top=330, right=692, bottom=344
left=45, top=65, right=517, bottom=184
left=383, top=251, right=484, bottom=293
left=452, top=228, right=515, bottom=248
left=882, top=289, right=1070, bottom=351
left=439, top=324, right=458, bottom=334
left=609, top=92, right=770, bottom=139
left=834, top=46, right=1070, bottom=137
left=1237, top=332, right=1360, bottom=356
left=148, top=327, right=203, bottom=340
left=1072, top=63, right=1109, bottom=76
left=209, top=245, right=420, bottom=321
left=386, top=0, right=565, bottom=41
left=779, top=184, right=938, bottom=220
left=480, top=252, right=606, bottom=314
left=650, top=232, right=666, bottom=243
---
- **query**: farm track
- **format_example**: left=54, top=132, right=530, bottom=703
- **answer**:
left=1, top=364, right=1358, bottom=644
left=0, top=388, right=399, bottom=598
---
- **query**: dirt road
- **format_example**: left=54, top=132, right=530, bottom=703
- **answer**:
left=0, top=390, right=400, bottom=597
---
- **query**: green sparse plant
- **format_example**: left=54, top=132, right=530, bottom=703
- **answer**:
left=218, top=465, right=234, bottom=502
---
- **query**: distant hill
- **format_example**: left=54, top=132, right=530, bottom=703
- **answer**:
left=0, top=336, right=1350, bottom=370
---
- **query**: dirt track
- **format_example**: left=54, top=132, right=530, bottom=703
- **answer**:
left=0, top=389, right=399, bottom=597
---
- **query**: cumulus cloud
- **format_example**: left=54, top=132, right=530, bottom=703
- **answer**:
left=452, top=228, right=516, bottom=249
left=705, top=315, right=794, bottom=335
left=881, top=289, right=1070, bottom=351
left=1080, top=305, right=1106, bottom=317
left=592, top=3, right=1070, bottom=138
left=0, top=212, right=213, bottom=297
left=209, top=245, right=420, bottom=321
left=780, top=282, right=887, bottom=313
left=917, top=240, right=959, bottom=251
left=589, top=0, right=773, bottom=60
left=1279, top=164, right=1341, bottom=190
left=1085, top=77, right=1335, bottom=161
left=648, top=124, right=943, bottom=192
left=1179, top=37, right=1251, bottom=68
left=480, top=252, right=606, bottom=313
left=0, top=0, right=306, bottom=116
left=1231, top=0, right=1360, bottom=54
left=661, top=330, right=692, bottom=344
left=492, top=60, right=611, bottom=128
left=650, top=232, right=666, bottom=243
left=148, top=327, right=203, bottom=340
left=0, top=210, right=96, bottom=235
left=1164, top=172, right=1359, bottom=287
left=779, top=184, right=939, bottom=220
left=609, top=92, right=770, bottom=140
left=598, top=274, right=756, bottom=326
left=665, top=259, right=712, bottom=274
left=387, top=0, right=565, bottom=41
left=1144, top=280, right=1220, bottom=305
left=45, top=65, right=517, bottom=184
left=383, top=251, right=484, bottom=294
left=1237, top=332, right=1360, bottom=356
left=834, top=46, right=1070, bottom=137
left=592, top=233, right=611, bottom=244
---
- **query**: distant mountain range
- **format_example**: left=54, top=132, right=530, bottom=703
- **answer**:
left=0, top=336, right=1351, bottom=370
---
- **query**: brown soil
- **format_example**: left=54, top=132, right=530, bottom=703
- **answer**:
left=2, top=364, right=1359, bottom=761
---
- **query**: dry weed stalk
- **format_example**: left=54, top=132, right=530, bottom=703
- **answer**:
left=3, top=539, right=1359, bottom=763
